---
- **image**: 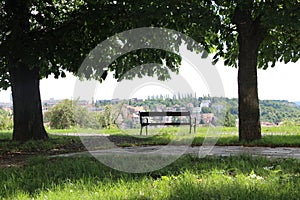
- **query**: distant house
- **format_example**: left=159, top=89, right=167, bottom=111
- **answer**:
left=261, top=121, right=276, bottom=127
left=2, top=106, right=12, bottom=114
left=126, top=105, right=145, bottom=114
left=235, top=120, right=276, bottom=127
left=200, top=100, right=211, bottom=110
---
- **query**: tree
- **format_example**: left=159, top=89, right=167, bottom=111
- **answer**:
left=223, top=110, right=236, bottom=127
left=47, top=99, right=100, bottom=129
left=215, top=1, right=299, bottom=141
left=1, top=1, right=299, bottom=142
left=49, top=99, right=75, bottom=129
left=201, top=107, right=212, bottom=114
left=0, top=0, right=185, bottom=141
left=168, top=1, right=299, bottom=141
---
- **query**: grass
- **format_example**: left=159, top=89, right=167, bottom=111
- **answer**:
left=111, top=126, right=300, bottom=147
left=0, top=127, right=299, bottom=199
left=47, top=127, right=124, bottom=135
left=0, top=130, right=83, bottom=155
left=0, top=155, right=299, bottom=199
left=262, top=125, right=300, bottom=135
left=1, top=126, right=300, bottom=155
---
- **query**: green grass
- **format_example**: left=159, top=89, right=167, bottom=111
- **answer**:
left=262, top=125, right=300, bottom=134
left=0, top=132, right=82, bottom=155
left=47, top=128, right=124, bottom=135
left=0, top=130, right=12, bottom=140
left=114, top=133, right=300, bottom=147
left=0, top=155, right=299, bottom=199
left=1, top=127, right=299, bottom=199
left=1, top=126, right=300, bottom=154
left=113, top=126, right=300, bottom=147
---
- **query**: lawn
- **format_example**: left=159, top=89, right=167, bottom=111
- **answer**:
left=0, top=155, right=299, bottom=199
left=1, top=126, right=300, bottom=156
left=0, top=127, right=299, bottom=199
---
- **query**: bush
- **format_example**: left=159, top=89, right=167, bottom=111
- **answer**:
left=47, top=100, right=75, bottom=129
left=0, top=108, right=13, bottom=130
left=45, top=99, right=104, bottom=129
left=223, top=110, right=236, bottom=127
left=44, top=99, right=123, bottom=130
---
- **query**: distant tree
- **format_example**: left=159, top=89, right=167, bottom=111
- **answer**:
left=201, top=107, right=212, bottom=114
left=199, top=118, right=206, bottom=125
left=0, top=108, right=13, bottom=130
left=49, top=100, right=75, bottom=129
left=223, top=110, right=236, bottom=127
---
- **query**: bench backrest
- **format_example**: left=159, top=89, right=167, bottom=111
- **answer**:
left=139, top=111, right=190, bottom=117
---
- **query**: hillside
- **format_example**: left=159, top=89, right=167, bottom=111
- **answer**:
left=117, top=96, right=300, bottom=124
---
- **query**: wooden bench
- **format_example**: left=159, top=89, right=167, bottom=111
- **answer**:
left=139, top=111, right=196, bottom=135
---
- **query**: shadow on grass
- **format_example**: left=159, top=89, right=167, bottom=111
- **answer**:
left=0, top=134, right=84, bottom=155
left=107, top=132, right=300, bottom=147
left=0, top=155, right=299, bottom=199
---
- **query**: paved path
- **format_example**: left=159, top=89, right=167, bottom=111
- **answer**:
left=56, top=145, right=300, bottom=159
left=51, top=133, right=300, bottom=159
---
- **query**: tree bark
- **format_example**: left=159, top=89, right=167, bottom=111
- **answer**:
left=237, top=37, right=261, bottom=141
left=9, top=63, right=48, bottom=141
left=234, top=7, right=264, bottom=141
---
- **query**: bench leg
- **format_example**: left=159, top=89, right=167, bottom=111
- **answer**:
left=194, top=118, right=197, bottom=133
left=146, top=125, right=148, bottom=136
left=140, top=126, right=143, bottom=135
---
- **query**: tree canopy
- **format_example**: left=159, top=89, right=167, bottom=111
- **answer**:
left=0, top=0, right=299, bottom=141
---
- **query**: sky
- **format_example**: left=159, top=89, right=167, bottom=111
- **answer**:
left=0, top=59, right=299, bottom=103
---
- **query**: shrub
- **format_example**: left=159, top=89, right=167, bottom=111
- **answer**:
left=0, top=108, right=13, bottom=130
left=48, top=100, right=75, bottom=129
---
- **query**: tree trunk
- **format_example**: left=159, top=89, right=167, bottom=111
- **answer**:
left=9, top=63, right=48, bottom=142
left=234, top=7, right=264, bottom=141
left=237, top=37, right=261, bottom=141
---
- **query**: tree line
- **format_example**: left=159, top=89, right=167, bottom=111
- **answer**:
left=33, top=96, right=300, bottom=130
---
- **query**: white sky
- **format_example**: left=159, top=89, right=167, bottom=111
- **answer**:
left=0, top=60, right=299, bottom=103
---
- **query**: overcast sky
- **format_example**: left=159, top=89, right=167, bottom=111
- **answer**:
left=0, top=60, right=299, bottom=103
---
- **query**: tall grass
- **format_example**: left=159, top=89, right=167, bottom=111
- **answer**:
left=0, top=155, right=299, bottom=199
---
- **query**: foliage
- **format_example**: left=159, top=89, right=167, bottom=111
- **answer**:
left=1, top=1, right=299, bottom=141
left=196, top=0, right=300, bottom=69
left=201, top=107, right=212, bottom=114
left=48, top=99, right=76, bottom=129
left=260, top=100, right=300, bottom=123
left=103, top=96, right=300, bottom=124
left=0, top=155, right=299, bottom=199
left=0, top=108, right=12, bottom=130
left=45, top=100, right=125, bottom=129
left=223, top=109, right=236, bottom=127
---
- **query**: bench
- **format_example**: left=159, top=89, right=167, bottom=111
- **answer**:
left=139, top=111, right=196, bottom=135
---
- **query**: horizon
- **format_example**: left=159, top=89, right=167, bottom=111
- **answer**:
left=1, top=60, right=299, bottom=104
